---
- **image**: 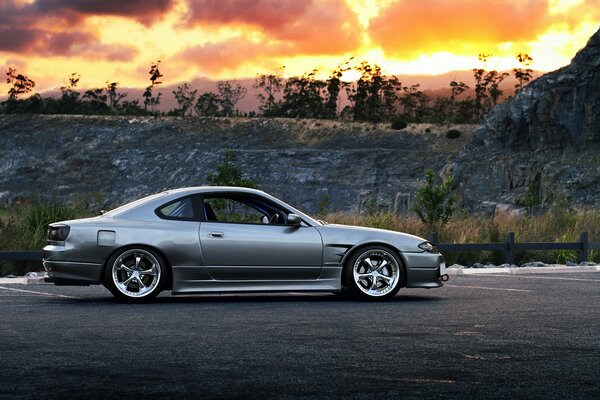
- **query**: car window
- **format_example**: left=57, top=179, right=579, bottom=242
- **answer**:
left=202, top=195, right=291, bottom=225
left=157, top=197, right=194, bottom=219
left=203, top=197, right=266, bottom=223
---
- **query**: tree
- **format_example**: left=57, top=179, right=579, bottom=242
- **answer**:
left=280, top=70, right=326, bottom=118
left=484, top=70, right=509, bottom=110
left=143, top=60, right=163, bottom=113
left=58, top=72, right=81, bottom=114
left=217, top=81, right=247, bottom=117
left=82, top=88, right=109, bottom=114
left=207, top=151, right=257, bottom=188
left=5, top=68, right=35, bottom=100
left=173, top=83, right=197, bottom=116
left=412, top=169, right=455, bottom=232
left=448, top=81, right=469, bottom=124
left=105, top=81, right=127, bottom=113
left=195, top=92, right=221, bottom=116
left=454, top=97, right=477, bottom=123
left=472, top=53, right=508, bottom=120
left=346, top=61, right=401, bottom=122
left=400, top=84, right=429, bottom=122
left=323, top=59, right=352, bottom=119
left=254, top=66, right=284, bottom=116
left=513, top=52, right=533, bottom=92
left=472, top=53, right=490, bottom=121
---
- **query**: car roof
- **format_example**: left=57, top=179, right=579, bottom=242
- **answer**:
left=102, top=186, right=319, bottom=226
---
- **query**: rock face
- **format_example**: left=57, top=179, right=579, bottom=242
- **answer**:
left=448, top=26, right=600, bottom=211
left=0, top=115, right=471, bottom=213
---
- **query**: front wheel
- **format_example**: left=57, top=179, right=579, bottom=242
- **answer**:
left=104, top=247, right=165, bottom=303
left=344, top=246, right=403, bottom=300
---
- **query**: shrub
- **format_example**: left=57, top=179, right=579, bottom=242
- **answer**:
left=207, top=150, right=257, bottom=188
left=390, top=117, right=408, bottom=130
left=446, top=129, right=462, bottom=139
left=412, top=169, right=455, bottom=232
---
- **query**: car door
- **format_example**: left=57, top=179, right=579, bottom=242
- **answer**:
left=198, top=195, right=323, bottom=280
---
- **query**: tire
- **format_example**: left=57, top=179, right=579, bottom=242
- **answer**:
left=104, top=247, right=165, bottom=303
left=343, top=245, right=403, bottom=300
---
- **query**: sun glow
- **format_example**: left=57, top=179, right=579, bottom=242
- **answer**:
left=0, top=0, right=598, bottom=92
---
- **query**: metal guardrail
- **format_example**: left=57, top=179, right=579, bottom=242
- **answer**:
left=0, top=251, right=43, bottom=262
left=430, top=232, right=600, bottom=265
left=1, top=232, right=599, bottom=265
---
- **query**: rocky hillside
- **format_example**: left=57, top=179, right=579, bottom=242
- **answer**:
left=0, top=115, right=472, bottom=213
left=447, top=26, right=600, bottom=212
left=2, top=29, right=599, bottom=215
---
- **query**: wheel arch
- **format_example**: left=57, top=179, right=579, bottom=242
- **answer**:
left=340, top=242, right=408, bottom=288
left=102, top=244, right=173, bottom=290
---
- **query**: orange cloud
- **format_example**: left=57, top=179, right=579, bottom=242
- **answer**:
left=184, top=0, right=361, bottom=55
left=369, top=0, right=552, bottom=57
left=178, top=38, right=276, bottom=74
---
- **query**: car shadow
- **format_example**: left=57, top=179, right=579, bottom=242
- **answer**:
left=77, top=292, right=443, bottom=304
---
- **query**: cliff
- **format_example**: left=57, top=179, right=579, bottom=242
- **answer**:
left=447, top=26, right=600, bottom=211
left=0, top=115, right=471, bottom=213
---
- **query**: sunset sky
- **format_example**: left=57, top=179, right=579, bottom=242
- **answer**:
left=0, top=0, right=599, bottom=92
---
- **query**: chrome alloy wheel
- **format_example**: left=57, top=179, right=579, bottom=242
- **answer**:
left=352, top=249, right=400, bottom=297
left=111, top=249, right=161, bottom=298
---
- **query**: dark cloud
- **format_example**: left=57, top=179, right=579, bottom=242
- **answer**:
left=0, top=28, right=43, bottom=53
left=185, top=0, right=309, bottom=30
left=35, top=0, right=176, bottom=25
left=369, top=0, right=551, bottom=57
left=0, top=1, right=146, bottom=59
left=0, top=27, right=136, bottom=61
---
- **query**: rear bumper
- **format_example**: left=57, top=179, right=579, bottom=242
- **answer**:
left=43, top=260, right=103, bottom=285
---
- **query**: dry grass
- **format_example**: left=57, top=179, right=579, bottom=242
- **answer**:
left=322, top=208, right=600, bottom=265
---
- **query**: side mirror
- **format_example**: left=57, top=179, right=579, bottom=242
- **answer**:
left=287, top=213, right=301, bottom=227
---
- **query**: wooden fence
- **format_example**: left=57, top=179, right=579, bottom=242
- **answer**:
left=430, top=232, right=600, bottom=265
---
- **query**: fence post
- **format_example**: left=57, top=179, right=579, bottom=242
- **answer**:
left=506, top=232, right=515, bottom=265
left=429, top=232, right=438, bottom=245
left=580, top=232, right=589, bottom=263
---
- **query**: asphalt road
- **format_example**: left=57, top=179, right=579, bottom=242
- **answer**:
left=0, top=273, right=599, bottom=399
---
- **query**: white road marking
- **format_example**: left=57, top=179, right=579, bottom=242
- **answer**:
left=0, top=285, right=80, bottom=299
left=483, top=275, right=600, bottom=282
left=445, top=284, right=532, bottom=292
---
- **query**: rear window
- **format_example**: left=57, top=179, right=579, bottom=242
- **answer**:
left=156, top=197, right=195, bottom=220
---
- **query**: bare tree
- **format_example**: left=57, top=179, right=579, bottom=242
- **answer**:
left=254, top=66, right=284, bottom=116
left=105, top=81, right=127, bottom=112
left=5, top=68, right=35, bottom=100
left=513, top=52, right=534, bottom=92
left=143, top=60, right=163, bottom=113
left=217, top=81, right=247, bottom=117
left=173, top=83, right=197, bottom=116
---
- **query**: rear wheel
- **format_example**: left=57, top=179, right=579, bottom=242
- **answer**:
left=104, top=247, right=165, bottom=303
left=344, top=246, right=403, bottom=300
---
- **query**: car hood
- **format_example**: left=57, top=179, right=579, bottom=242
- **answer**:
left=315, top=223, right=427, bottom=252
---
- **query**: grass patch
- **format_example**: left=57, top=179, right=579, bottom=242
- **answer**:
left=0, top=200, right=94, bottom=276
left=322, top=208, right=600, bottom=266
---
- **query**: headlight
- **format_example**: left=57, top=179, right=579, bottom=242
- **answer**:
left=418, top=241, right=437, bottom=253
left=47, top=224, right=70, bottom=242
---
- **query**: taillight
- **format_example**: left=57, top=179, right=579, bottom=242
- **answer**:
left=47, top=224, right=70, bottom=242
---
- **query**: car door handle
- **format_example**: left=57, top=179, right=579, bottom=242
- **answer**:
left=208, top=231, right=225, bottom=238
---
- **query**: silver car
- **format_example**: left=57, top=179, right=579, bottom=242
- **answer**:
left=43, top=187, right=447, bottom=302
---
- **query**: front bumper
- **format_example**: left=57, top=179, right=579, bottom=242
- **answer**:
left=404, top=252, right=446, bottom=288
